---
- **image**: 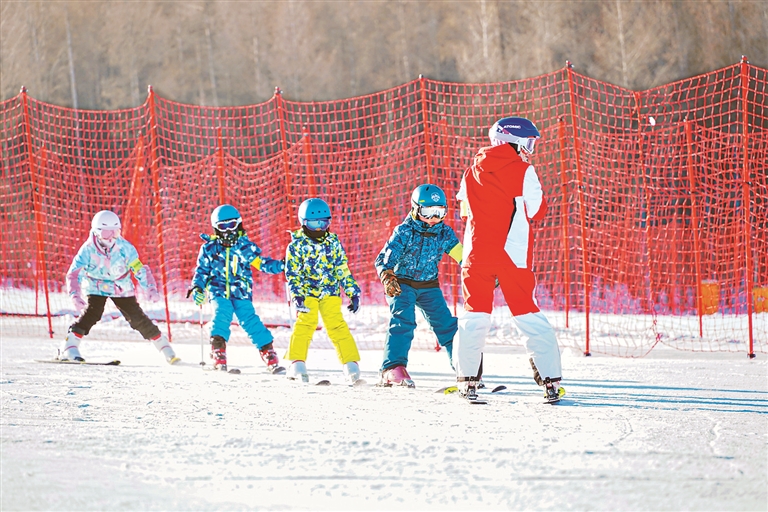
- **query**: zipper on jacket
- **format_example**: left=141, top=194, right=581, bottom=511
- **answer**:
left=225, top=247, right=231, bottom=299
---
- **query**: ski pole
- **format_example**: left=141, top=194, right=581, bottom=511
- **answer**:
left=199, top=304, right=205, bottom=367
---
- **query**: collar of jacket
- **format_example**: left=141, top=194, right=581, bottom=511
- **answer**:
left=294, top=228, right=331, bottom=243
left=405, top=214, right=442, bottom=235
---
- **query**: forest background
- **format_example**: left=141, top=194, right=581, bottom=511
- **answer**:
left=2, top=0, right=767, bottom=109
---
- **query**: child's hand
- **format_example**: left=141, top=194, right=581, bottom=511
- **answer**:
left=147, top=287, right=161, bottom=302
left=347, top=295, right=360, bottom=314
left=186, top=286, right=206, bottom=306
left=293, top=296, right=310, bottom=313
left=380, top=270, right=402, bottom=297
left=71, top=294, right=86, bottom=315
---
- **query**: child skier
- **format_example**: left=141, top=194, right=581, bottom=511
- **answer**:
left=61, top=210, right=179, bottom=364
left=187, top=204, right=285, bottom=373
left=284, top=198, right=362, bottom=384
left=374, top=184, right=463, bottom=387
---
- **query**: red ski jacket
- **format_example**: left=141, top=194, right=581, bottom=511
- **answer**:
left=458, top=143, right=547, bottom=267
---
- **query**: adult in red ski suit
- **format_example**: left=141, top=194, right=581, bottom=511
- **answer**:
left=455, top=116, right=563, bottom=399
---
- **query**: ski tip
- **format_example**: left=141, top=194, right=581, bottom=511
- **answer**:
left=491, top=385, right=507, bottom=393
left=436, top=386, right=459, bottom=395
left=352, top=379, right=367, bottom=387
left=315, top=379, right=331, bottom=386
left=270, top=366, right=286, bottom=375
left=228, top=368, right=241, bottom=374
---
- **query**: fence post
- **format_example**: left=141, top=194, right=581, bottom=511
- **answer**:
left=124, top=136, right=145, bottom=245
left=556, top=117, right=571, bottom=328
left=275, top=88, right=294, bottom=228
left=565, top=63, right=591, bottom=355
left=684, top=119, right=705, bottom=337
left=419, top=75, right=434, bottom=183
left=216, top=127, right=226, bottom=204
left=633, top=91, right=660, bottom=344
left=146, top=85, right=173, bottom=341
left=20, top=87, right=54, bottom=338
left=740, top=56, right=755, bottom=358
left=302, top=125, right=317, bottom=197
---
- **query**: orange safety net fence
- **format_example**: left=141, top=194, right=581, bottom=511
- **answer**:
left=1, top=60, right=766, bottom=357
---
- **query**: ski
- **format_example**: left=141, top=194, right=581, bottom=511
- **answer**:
left=268, top=365, right=286, bottom=375
left=436, top=384, right=506, bottom=394
left=36, top=359, right=121, bottom=366
left=202, top=366, right=241, bottom=374
left=435, top=385, right=488, bottom=404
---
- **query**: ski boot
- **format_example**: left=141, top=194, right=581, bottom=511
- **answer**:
left=58, top=331, right=85, bottom=362
left=544, top=378, right=566, bottom=404
left=378, top=365, right=415, bottom=388
left=458, top=379, right=480, bottom=401
left=210, top=335, right=227, bottom=371
left=343, top=361, right=362, bottom=385
left=286, top=360, right=309, bottom=383
left=259, top=343, right=285, bottom=374
left=151, top=334, right=180, bottom=365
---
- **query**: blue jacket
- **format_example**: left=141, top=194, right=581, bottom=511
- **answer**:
left=191, top=233, right=283, bottom=300
left=375, top=215, right=462, bottom=282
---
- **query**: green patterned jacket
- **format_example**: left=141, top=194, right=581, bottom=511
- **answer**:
left=285, top=229, right=361, bottom=300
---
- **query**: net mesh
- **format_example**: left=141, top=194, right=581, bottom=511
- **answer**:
left=1, top=61, right=765, bottom=356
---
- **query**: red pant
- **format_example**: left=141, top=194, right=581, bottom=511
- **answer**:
left=462, top=260, right=540, bottom=316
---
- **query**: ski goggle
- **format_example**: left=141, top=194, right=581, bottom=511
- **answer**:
left=215, top=218, right=241, bottom=232
left=303, top=218, right=331, bottom=231
left=516, top=137, right=537, bottom=154
left=417, top=205, right=447, bottom=219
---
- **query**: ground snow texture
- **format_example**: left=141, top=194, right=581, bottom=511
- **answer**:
left=1, top=333, right=766, bottom=511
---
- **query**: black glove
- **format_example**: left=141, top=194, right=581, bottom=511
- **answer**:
left=347, top=295, right=360, bottom=314
left=293, top=296, right=310, bottom=313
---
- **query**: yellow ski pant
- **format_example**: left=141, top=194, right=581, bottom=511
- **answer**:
left=286, top=296, right=360, bottom=364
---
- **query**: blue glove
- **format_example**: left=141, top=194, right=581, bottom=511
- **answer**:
left=263, top=258, right=285, bottom=274
left=347, top=295, right=360, bottom=314
left=186, top=286, right=206, bottom=306
left=293, top=296, right=310, bottom=314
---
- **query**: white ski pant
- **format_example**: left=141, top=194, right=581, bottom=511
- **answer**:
left=455, top=310, right=561, bottom=383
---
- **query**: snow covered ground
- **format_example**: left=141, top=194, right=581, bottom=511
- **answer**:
left=2, top=313, right=767, bottom=511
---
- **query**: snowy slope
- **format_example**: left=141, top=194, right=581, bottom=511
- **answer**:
left=2, top=322, right=766, bottom=511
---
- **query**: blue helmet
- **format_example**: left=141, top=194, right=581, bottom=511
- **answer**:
left=411, top=184, right=448, bottom=220
left=210, top=204, right=242, bottom=246
left=488, top=116, right=541, bottom=153
left=298, top=198, right=332, bottom=231
left=211, top=204, right=241, bottom=227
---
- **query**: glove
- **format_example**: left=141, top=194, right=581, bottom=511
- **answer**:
left=276, top=259, right=285, bottom=273
left=186, top=286, right=206, bottom=306
left=147, top=287, right=161, bottom=303
left=293, top=296, right=310, bottom=314
left=347, top=295, right=360, bottom=314
left=380, top=270, right=401, bottom=297
left=71, top=294, right=86, bottom=315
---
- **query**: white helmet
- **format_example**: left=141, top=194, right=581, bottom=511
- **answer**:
left=91, top=210, right=121, bottom=248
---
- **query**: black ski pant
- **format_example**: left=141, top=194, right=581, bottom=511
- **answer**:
left=70, top=295, right=161, bottom=340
